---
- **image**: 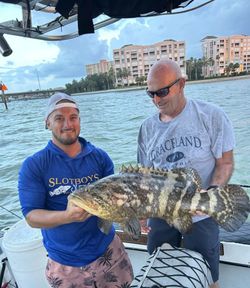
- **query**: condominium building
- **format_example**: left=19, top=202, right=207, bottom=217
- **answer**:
left=86, top=59, right=114, bottom=75
left=201, top=35, right=250, bottom=77
left=113, top=39, right=186, bottom=85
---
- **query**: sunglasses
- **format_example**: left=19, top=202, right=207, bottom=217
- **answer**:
left=146, top=78, right=180, bottom=98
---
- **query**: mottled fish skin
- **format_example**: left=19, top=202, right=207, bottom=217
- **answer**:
left=192, top=184, right=250, bottom=232
left=68, top=166, right=250, bottom=238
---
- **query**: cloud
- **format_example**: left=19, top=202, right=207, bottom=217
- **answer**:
left=1, top=36, right=60, bottom=67
left=0, top=0, right=250, bottom=92
left=0, top=29, right=110, bottom=91
left=103, top=0, right=250, bottom=58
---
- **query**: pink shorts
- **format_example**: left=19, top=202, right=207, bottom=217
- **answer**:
left=45, top=234, right=134, bottom=288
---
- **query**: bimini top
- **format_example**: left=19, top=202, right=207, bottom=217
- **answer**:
left=0, top=0, right=214, bottom=56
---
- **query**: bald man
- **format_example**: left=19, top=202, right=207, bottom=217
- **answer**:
left=137, top=59, right=235, bottom=288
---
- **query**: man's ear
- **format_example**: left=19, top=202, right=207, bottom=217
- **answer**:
left=180, top=77, right=186, bottom=89
left=46, top=119, right=51, bottom=130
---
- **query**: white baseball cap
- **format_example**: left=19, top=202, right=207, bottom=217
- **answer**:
left=45, top=92, right=79, bottom=129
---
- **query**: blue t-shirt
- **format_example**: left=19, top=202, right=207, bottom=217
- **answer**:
left=18, top=137, right=115, bottom=266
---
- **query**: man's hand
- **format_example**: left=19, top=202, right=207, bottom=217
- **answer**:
left=140, top=219, right=151, bottom=234
left=190, top=210, right=207, bottom=216
left=66, top=201, right=91, bottom=222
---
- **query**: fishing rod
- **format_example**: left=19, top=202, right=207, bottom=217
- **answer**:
left=239, top=184, right=250, bottom=188
left=0, top=205, right=22, bottom=220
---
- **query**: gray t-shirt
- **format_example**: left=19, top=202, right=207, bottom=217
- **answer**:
left=137, top=98, right=235, bottom=221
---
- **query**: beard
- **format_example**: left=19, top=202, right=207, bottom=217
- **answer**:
left=52, top=130, right=79, bottom=145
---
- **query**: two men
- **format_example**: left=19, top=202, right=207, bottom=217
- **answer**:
left=19, top=59, right=235, bottom=288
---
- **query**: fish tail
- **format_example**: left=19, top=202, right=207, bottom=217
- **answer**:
left=209, top=184, right=250, bottom=232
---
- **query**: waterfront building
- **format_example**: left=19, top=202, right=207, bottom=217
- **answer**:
left=113, top=39, right=186, bottom=85
left=201, top=34, right=250, bottom=77
left=86, top=59, right=114, bottom=75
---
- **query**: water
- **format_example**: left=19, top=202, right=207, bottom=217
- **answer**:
left=0, top=78, right=250, bottom=229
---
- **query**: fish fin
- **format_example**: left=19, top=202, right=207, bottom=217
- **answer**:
left=171, top=167, right=202, bottom=192
left=121, top=217, right=141, bottom=240
left=171, top=214, right=193, bottom=233
left=120, top=164, right=167, bottom=176
left=119, top=165, right=202, bottom=190
left=97, top=218, right=113, bottom=235
left=209, top=184, right=250, bottom=232
left=120, top=164, right=141, bottom=174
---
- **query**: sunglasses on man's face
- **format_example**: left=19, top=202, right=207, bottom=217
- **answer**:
left=146, top=78, right=180, bottom=98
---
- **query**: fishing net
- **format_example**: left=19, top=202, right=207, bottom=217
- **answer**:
left=130, top=243, right=212, bottom=288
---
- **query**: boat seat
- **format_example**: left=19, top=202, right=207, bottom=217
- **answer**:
left=219, top=222, right=250, bottom=245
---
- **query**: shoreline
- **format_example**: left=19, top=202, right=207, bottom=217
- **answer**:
left=3, top=75, right=249, bottom=101
left=72, top=75, right=250, bottom=96
left=186, top=74, right=250, bottom=85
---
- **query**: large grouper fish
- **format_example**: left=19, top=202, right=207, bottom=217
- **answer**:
left=68, top=166, right=250, bottom=239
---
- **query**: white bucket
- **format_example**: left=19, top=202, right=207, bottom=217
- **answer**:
left=1, top=219, right=50, bottom=288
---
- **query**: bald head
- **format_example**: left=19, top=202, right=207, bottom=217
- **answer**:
left=147, top=59, right=182, bottom=86
left=146, top=59, right=186, bottom=119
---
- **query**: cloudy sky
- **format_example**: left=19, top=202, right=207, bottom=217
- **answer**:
left=0, top=0, right=249, bottom=92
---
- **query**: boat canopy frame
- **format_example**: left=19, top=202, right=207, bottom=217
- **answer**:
left=0, top=0, right=214, bottom=41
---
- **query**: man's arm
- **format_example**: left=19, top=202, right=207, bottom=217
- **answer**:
left=25, top=202, right=91, bottom=228
left=209, top=150, right=234, bottom=186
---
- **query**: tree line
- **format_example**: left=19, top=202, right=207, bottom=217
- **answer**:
left=65, top=67, right=147, bottom=94
left=65, top=58, right=244, bottom=94
left=185, top=57, right=242, bottom=80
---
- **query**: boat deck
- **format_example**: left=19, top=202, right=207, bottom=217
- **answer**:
left=121, top=222, right=250, bottom=288
left=125, top=243, right=250, bottom=288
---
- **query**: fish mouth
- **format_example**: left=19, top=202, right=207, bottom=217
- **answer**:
left=69, top=194, right=105, bottom=216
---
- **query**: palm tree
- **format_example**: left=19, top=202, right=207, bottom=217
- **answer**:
left=193, top=58, right=199, bottom=80
left=108, top=67, right=116, bottom=88
left=201, top=56, right=208, bottom=77
left=232, top=63, right=240, bottom=75
left=216, top=55, right=220, bottom=76
left=201, top=57, right=214, bottom=78
left=116, top=68, right=124, bottom=87
left=224, top=63, right=233, bottom=76
left=207, top=57, right=215, bottom=77
left=135, top=75, right=146, bottom=86
left=185, top=58, right=194, bottom=80
left=122, top=67, right=131, bottom=86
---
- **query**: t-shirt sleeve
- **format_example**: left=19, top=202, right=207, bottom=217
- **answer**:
left=137, top=123, right=153, bottom=167
left=210, top=108, right=235, bottom=159
left=137, top=124, right=146, bottom=164
left=98, top=150, right=114, bottom=177
left=18, top=156, right=47, bottom=217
